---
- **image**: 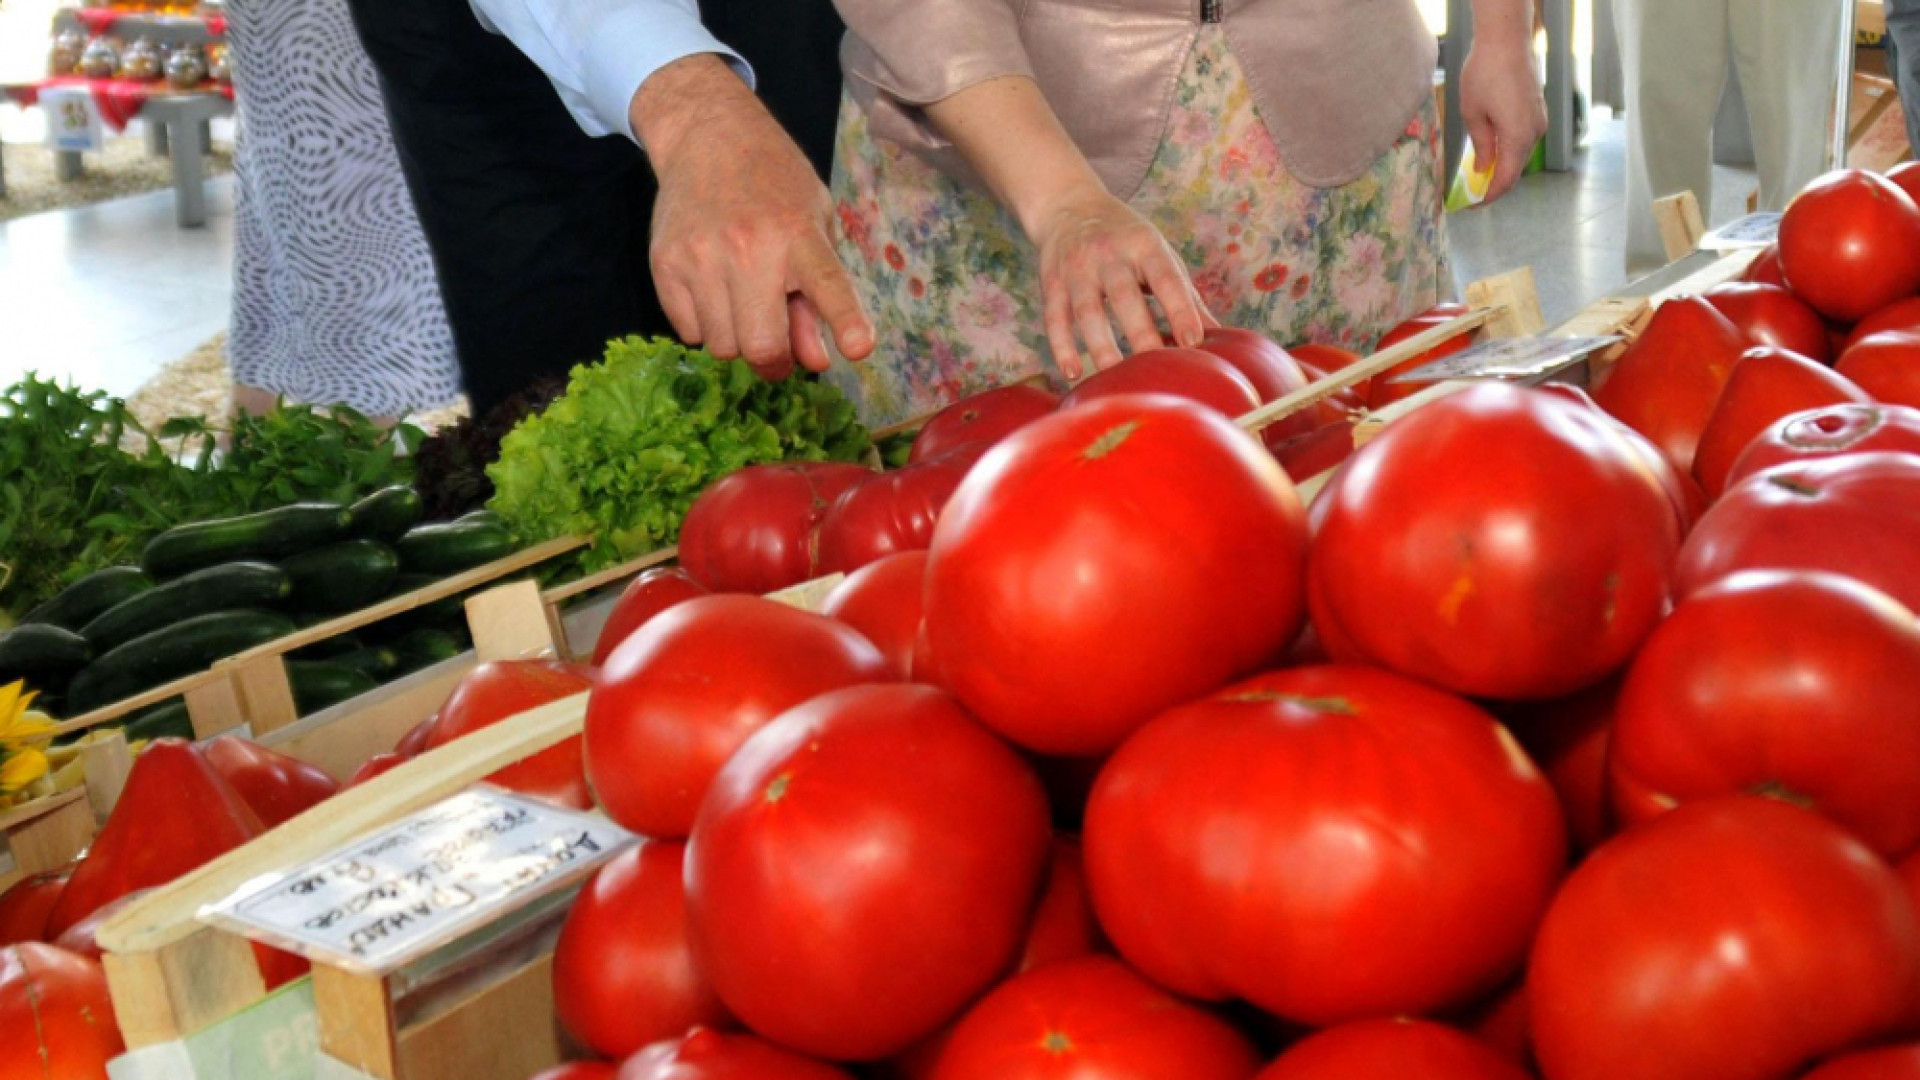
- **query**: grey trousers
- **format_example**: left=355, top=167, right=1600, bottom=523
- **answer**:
left=1891, top=0, right=1920, bottom=156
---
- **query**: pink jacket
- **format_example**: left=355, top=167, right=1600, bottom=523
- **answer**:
left=836, top=0, right=1440, bottom=194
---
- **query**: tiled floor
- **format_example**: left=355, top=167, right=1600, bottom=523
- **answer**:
left=0, top=109, right=1758, bottom=402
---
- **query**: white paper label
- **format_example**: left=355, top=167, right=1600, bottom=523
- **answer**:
left=203, top=790, right=631, bottom=975
left=1699, top=212, right=1782, bottom=251
left=1387, top=335, right=1623, bottom=384
left=42, top=86, right=104, bottom=153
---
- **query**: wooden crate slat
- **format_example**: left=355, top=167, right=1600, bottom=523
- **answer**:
left=1236, top=308, right=1496, bottom=436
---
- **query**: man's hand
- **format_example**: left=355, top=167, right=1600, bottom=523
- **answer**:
left=1459, top=1, right=1548, bottom=205
left=632, top=54, right=874, bottom=378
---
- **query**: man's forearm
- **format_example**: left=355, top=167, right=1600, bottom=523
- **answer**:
left=631, top=53, right=759, bottom=166
left=1468, top=0, right=1535, bottom=46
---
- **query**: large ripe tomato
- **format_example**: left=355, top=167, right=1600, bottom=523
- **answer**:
left=1059, top=348, right=1261, bottom=420
left=1592, top=296, right=1752, bottom=473
left=393, top=712, right=438, bottom=758
left=1257, top=1019, right=1531, bottom=1080
left=1703, top=283, right=1835, bottom=362
left=924, top=395, right=1309, bottom=754
left=1084, top=665, right=1566, bottom=1026
left=0, top=870, right=69, bottom=946
left=1901, top=849, right=1920, bottom=915
left=1891, top=161, right=1920, bottom=205
left=618, top=1030, right=853, bottom=1080
left=1837, top=333, right=1920, bottom=409
left=1745, top=243, right=1789, bottom=288
left=1778, top=170, right=1920, bottom=323
left=1196, top=327, right=1324, bottom=444
left=814, top=447, right=981, bottom=576
left=1269, top=420, right=1357, bottom=485
left=1610, top=571, right=1920, bottom=858
left=1536, top=383, right=1705, bottom=533
left=1016, top=837, right=1105, bottom=975
left=427, top=661, right=593, bottom=810
left=1691, top=346, right=1869, bottom=497
left=1287, top=343, right=1367, bottom=408
left=820, top=551, right=927, bottom=680
left=201, top=735, right=340, bottom=829
left=686, top=684, right=1051, bottom=1061
left=344, top=752, right=408, bottom=789
left=925, top=957, right=1262, bottom=1080
left=1500, top=679, right=1618, bottom=854
left=553, top=840, right=730, bottom=1059
left=677, top=463, right=876, bottom=594
left=909, top=384, right=1061, bottom=464
left=1846, top=297, right=1920, bottom=351
left=586, top=594, right=888, bottom=838
left=1368, top=304, right=1476, bottom=409
left=1457, top=982, right=1533, bottom=1072
left=530, top=1065, right=617, bottom=1080
left=0, top=944, right=122, bottom=1080
left=50, top=888, right=151, bottom=961
left=591, top=568, right=708, bottom=667
left=1676, top=452, right=1920, bottom=614
left=1727, top=403, right=1920, bottom=488
left=1310, top=383, right=1680, bottom=700
left=1801, top=1046, right=1920, bottom=1080
left=1529, top=797, right=1920, bottom=1080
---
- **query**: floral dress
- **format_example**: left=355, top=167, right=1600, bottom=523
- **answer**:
left=827, top=26, right=1453, bottom=427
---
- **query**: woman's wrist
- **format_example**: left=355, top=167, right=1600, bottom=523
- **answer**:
left=1018, top=177, right=1115, bottom=248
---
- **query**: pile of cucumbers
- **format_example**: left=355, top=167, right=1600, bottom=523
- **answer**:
left=0, top=486, right=514, bottom=725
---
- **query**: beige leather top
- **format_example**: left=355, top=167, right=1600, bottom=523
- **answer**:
left=836, top=0, right=1441, bottom=195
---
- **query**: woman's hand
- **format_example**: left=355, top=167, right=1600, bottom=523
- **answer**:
left=1459, top=2, right=1548, bottom=204
left=1029, top=185, right=1213, bottom=378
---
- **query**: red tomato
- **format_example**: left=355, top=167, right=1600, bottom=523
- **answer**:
left=530, top=1066, right=617, bottom=1080
left=1779, top=170, right=1920, bottom=323
left=1258, top=1019, right=1531, bottom=1080
left=1368, top=307, right=1476, bottom=409
left=1901, top=849, right=1920, bottom=915
left=1197, top=327, right=1326, bottom=445
left=0, top=944, right=122, bottom=1080
left=1837, top=333, right=1920, bottom=409
left=428, top=662, right=593, bottom=810
left=1501, top=679, right=1618, bottom=854
left=591, top=568, right=708, bottom=667
left=1745, top=243, right=1789, bottom=288
left=1269, top=420, right=1357, bottom=484
left=344, top=752, right=409, bottom=789
left=1457, top=982, right=1533, bottom=1071
left=0, top=870, right=69, bottom=946
left=1845, top=296, right=1920, bottom=351
left=1535, top=383, right=1706, bottom=533
left=1529, top=797, right=1920, bottom=1080
left=618, top=1029, right=853, bottom=1080
left=50, top=888, right=151, bottom=961
left=1703, top=282, right=1836, bottom=362
left=1610, top=571, right=1920, bottom=857
left=1084, top=666, right=1567, bottom=1026
left=678, top=463, right=876, bottom=594
left=1692, top=346, right=1869, bottom=497
left=1677, top=452, right=1920, bottom=615
left=1802, top=1045, right=1920, bottom=1080
left=814, top=448, right=981, bottom=575
left=1288, top=343, right=1369, bottom=414
left=1889, top=161, right=1920, bottom=211
left=925, top=395, right=1308, bottom=754
left=393, top=713, right=438, bottom=758
left=925, top=957, right=1262, bottom=1080
left=686, top=684, right=1052, bottom=1061
left=1016, top=837, right=1105, bottom=975
left=820, top=551, right=927, bottom=680
left=553, top=840, right=730, bottom=1059
left=586, top=594, right=888, bottom=838
left=1060, top=348, right=1261, bottom=420
left=1727, top=403, right=1920, bottom=488
left=201, top=735, right=340, bottom=829
left=909, top=384, right=1061, bottom=464
left=1592, top=296, right=1752, bottom=473
left=1311, top=383, right=1681, bottom=700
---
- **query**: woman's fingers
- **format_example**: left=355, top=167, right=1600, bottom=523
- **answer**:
left=1102, top=261, right=1166, bottom=356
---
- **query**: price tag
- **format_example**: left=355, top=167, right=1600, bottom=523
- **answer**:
left=1699, top=212, right=1782, bottom=252
left=41, top=85, right=104, bottom=154
left=202, top=790, right=633, bottom=975
left=1387, top=335, right=1623, bottom=385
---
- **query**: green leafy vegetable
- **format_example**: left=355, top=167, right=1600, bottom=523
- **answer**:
left=487, top=337, right=870, bottom=570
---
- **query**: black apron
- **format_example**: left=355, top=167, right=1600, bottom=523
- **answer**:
left=345, top=0, right=847, bottom=416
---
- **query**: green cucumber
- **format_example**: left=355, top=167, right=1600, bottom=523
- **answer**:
left=395, top=521, right=515, bottom=575
left=349, top=486, right=425, bottom=542
left=392, top=628, right=466, bottom=673
left=66, top=610, right=297, bottom=714
left=80, top=562, right=291, bottom=652
left=125, top=700, right=195, bottom=743
left=287, top=661, right=379, bottom=714
left=292, top=632, right=365, bottom=661
left=280, top=541, right=400, bottom=614
left=329, top=645, right=400, bottom=681
left=142, top=503, right=351, bottom=579
left=456, top=508, right=504, bottom=528
left=369, top=576, right=470, bottom=641
left=21, top=567, right=156, bottom=631
left=0, top=625, right=93, bottom=695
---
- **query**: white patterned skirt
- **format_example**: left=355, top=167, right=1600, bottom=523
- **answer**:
left=225, top=0, right=460, bottom=415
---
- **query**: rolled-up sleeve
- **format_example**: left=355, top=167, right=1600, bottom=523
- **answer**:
left=834, top=0, right=1030, bottom=105
left=468, top=0, right=754, bottom=142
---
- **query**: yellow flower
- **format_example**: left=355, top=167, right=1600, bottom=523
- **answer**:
left=0, top=747, right=48, bottom=795
left=0, top=681, right=57, bottom=747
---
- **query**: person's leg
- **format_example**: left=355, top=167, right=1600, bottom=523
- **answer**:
left=1618, top=0, right=1730, bottom=273
left=1731, top=0, right=1842, bottom=213
left=1887, top=0, right=1920, bottom=155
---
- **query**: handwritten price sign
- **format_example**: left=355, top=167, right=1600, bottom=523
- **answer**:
left=204, top=790, right=632, bottom=974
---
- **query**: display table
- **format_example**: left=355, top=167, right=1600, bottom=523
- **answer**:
left=1, top=80, right=232, bottom=227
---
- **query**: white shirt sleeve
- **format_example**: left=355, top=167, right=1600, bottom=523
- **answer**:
left=467, top=0, right=755, bottom=144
